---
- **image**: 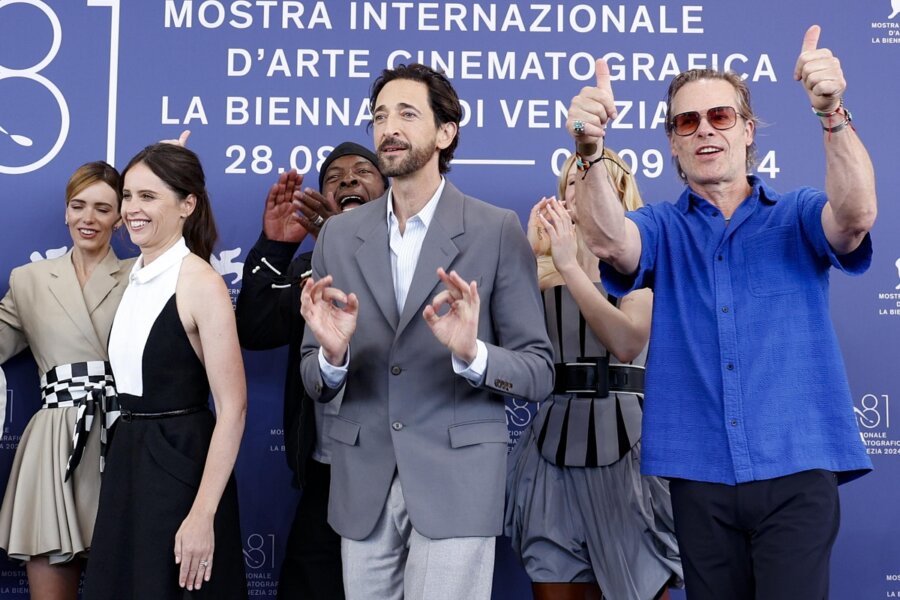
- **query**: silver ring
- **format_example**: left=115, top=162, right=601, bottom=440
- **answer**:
left=573, top=119, right=585, bottom=136
left=312, top=215, right=325, bottom=227
left=199, top=560, right=209, bottom=567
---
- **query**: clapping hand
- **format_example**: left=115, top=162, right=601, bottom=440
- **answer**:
left=293, top=188, right=340, bottom=238
left=536, top=197, right=578, bottom=273
left=263, top=170, right=308, bottom=243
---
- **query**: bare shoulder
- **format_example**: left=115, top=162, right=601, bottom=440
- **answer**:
left=177, top=255, right=229, bottom=299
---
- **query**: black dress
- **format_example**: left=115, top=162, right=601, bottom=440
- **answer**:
left=84, top=296, right=246, bottom=599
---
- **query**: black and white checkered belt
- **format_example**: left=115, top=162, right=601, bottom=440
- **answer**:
left=40, top=360, right=120, bottom=481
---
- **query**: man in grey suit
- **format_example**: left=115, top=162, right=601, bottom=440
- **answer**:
left=299, top=63, right=554, bottom=600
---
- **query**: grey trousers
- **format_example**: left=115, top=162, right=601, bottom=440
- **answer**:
left=341, top=474, right=495, bottom=600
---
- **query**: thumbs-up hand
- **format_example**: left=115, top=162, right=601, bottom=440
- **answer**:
left=567, top=58, right=617, bottom=144
left=794, top=25, right=845, bottom=113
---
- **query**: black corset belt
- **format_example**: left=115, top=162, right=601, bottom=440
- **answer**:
left=553, top=358, right=645, bottom=398
left=119, top=403, right=208, bottom=422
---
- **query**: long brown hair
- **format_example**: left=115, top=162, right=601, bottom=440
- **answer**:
left=121, top=143, right=218, bottom=262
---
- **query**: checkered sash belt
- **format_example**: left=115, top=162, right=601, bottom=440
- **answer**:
left=40, top=361, right=120, bottom=481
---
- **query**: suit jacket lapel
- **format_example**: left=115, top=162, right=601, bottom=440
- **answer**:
left=395, top=182, right=463, bottom=339
left=355, top=197, right=400, bottom=330
left=83, top=248, right=122, bottom=316
left=48, top=252, right=107, bottom=356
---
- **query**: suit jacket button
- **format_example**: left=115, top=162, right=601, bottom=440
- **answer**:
left=392, top=421, right=403, bottom=431
left=391, top=365, right=402, bottom=375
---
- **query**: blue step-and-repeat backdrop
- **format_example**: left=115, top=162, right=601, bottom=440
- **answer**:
left=1, top=1, right=898, bottom=598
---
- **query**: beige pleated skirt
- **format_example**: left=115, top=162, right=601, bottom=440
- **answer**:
left=0, top=405, right=101, bottom=564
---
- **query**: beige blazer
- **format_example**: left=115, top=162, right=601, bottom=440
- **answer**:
left=0, top=248, right=134, bottom=423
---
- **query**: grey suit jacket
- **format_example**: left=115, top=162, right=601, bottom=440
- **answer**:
left=300, top=181, right=554, bottom=540
left=0, top=249, right=134, bottom=425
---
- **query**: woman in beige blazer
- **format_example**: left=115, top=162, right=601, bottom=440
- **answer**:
left=0, top=161, right=134, bottom=600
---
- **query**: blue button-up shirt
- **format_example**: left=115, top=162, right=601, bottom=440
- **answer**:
left=602, top=177, right=873, bottom=485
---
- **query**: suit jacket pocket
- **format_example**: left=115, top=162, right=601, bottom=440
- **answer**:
left=325, top=414, right=361, bottom=446
left=448, top=419, right=508, bottom=448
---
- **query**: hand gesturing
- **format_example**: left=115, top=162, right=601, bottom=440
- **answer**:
left=263, top=170, right=308, bottom=243
left=422, top=268, right=480, bottom=364
left=300, top=275, right=358, bottom=365
left=794, top=25, right=845, bottom=113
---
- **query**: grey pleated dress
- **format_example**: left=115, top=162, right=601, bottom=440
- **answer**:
left=505, top=283, right=682, bottom=599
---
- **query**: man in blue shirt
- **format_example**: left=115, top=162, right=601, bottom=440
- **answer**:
left=564, top=25, right=876, bottom=599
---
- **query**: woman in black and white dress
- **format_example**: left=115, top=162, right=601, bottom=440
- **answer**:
left=84, top=143, right=247, bottom=598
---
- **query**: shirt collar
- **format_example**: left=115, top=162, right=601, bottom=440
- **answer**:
left=129, top=237, right=190, bottom=285
left=386, top=177, right=445, bottom=229
left=676, top=175, right=777, bottom=216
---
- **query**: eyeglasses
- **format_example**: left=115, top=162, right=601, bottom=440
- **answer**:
left=669, top=106, right=740, bottom=136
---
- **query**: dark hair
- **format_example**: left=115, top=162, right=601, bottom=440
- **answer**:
left=368, top=63, right=461, bottom=174
left=121, top=143, right=218, bottom=262
left=664, top=69, right=759, bottom=183
left=66, top=161, right=121, bottom=209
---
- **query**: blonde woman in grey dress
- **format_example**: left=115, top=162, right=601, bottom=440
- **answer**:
left=0, top=162, right=133, bottom=600
left=506, top=150, right=681, bottom=600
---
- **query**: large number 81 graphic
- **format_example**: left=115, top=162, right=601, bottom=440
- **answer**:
left=0, top=0, right=120, bottom=174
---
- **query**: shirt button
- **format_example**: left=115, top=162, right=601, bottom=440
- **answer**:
left=717, top=255, right=724, bottom=261
left=730, top=419, right=738, bottom=427
left=726, top=363, right=734, bottom=370
left=721, top=306, right=729, bottom=313
left=392, top=421, right=403, bottom=431
left=390, top=365, right=402, bottom=375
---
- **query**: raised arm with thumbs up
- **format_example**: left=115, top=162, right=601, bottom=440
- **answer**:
left=566, top=58, right=644, bottom=275
left=795, top=25, right=877, bottom=255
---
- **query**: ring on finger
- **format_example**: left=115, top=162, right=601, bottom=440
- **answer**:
left=199, top=560, right=209, bottom=568
left=573, top=119, right=585, bottom=136
left=313, top=215, right=325, bottom=227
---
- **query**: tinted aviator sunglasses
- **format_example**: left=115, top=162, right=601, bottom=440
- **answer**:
left=670, top=106, right=740, bottom=136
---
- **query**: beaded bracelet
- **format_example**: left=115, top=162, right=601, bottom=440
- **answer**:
left=812, top=98, right=853, bottom=139
left=574, top=145, right=631, bottom=180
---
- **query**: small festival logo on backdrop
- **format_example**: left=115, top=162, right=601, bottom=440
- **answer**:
left=243, top=533, right=279, bottom=594
left=505, top=398, right=538, bottom=451
left=870, top=1, right=900, bottom=44
left=29, top=246, right=67, bottom=262
left=875, top=258, right=900, bottom=318
left=210, top=247, right=244, bottom=307
left=855, top=393, right=900, bottom=458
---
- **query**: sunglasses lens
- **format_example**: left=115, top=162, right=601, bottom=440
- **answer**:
left=709, top=106, right=737, bottom=130
left=673, top=112, right=700, bottom=135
